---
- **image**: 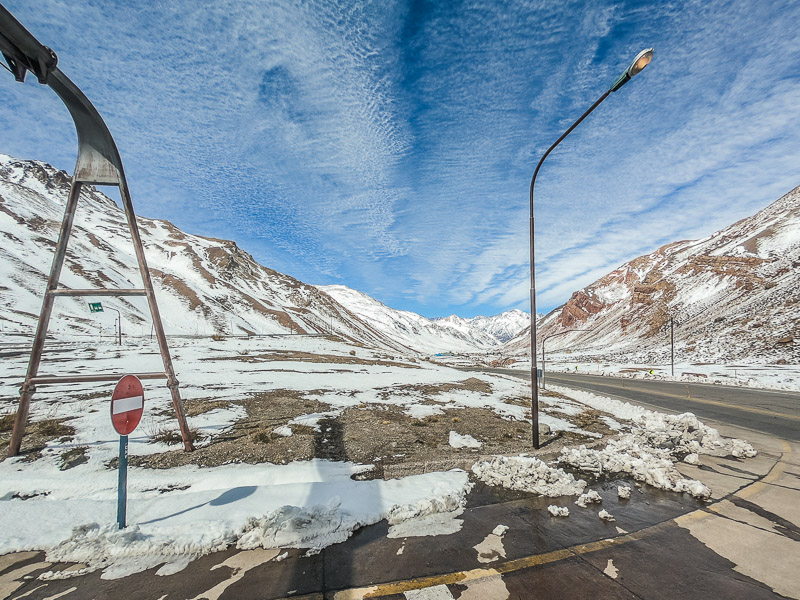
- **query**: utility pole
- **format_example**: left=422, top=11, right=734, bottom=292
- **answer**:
left=670, top=317, right=674, bottom=377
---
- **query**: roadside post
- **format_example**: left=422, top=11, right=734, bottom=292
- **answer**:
left=111, top=375, right=144, bottom=529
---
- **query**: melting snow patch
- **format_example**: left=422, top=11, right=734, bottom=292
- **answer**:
left=407, top=404, right=446, bottom=420
left=575, top=490, right=602, bottom=508
left=288, top=411, right=340, bottom=431
left=449, top=431, right=481, bottom=449
left=598, top=509, right=615, bottom=522
left=405, top=585, right=455, bottom=599
left=547, top=505, right=569, bottom=517
left=492, top=524, right=508, bottom=536
left=272, top=426, right=292, bottom=437
left=600, top=416, right=623, bottom=430
left=472, top=456, right=586, bottom=497
left=474, top=528, right=507, bottom=564
left=3, top=463, right=472, bottom=579
left=604, top=559, right=619, bottom=579
left=387, top=509, right=464, bottom=538
left=617, top=486, right=632, bottom=500
left=683, top=453, right=700, bottom=465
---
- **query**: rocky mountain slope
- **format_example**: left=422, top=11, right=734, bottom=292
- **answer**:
left=504, top=185, right=800, bottom=363
left=0, top=154, right=528, bottom=355
left=0, top=154, right=422, bottom=351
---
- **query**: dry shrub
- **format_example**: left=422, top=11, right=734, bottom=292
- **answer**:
left=0, top=413, right=15, bottom=432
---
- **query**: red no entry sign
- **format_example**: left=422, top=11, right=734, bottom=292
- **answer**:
left=111, top=375, right=144, bottom=436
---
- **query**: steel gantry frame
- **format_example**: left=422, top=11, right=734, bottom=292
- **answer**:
left=1, top=4, right=194, bottom=455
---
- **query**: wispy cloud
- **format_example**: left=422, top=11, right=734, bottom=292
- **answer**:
left=1, top=0, right=799, bottom=318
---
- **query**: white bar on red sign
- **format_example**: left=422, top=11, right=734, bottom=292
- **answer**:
left=113, top=395, right=143, bottom=414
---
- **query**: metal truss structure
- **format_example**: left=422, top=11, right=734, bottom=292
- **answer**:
left=1, top=4, right=194, bottom=455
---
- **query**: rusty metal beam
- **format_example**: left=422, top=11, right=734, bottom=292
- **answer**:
left=30, top=372, right=167, bottom=385
left=48, top=289, right=149, bottom=297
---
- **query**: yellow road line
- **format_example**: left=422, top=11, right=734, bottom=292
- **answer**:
left=333, top=526, right=665, bottom=599
left=737, top=439, right=793, bottom=500
left=550, top=377, right=800, bottom=422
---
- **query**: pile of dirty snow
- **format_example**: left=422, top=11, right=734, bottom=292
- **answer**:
left=630, top=412, right=756, bottom=458
left=560, top=439, right=711, bottom=499
left=472, top=456, right=586, bottom=496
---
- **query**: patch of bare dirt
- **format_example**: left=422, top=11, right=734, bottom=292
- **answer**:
left=200, top=350, right=419, bottom=369
left=404, top=377, right=493, bottom=395
left=126, top=388, right=613, bottom=475
left=0, top=417, right=76, bottom=463
left=183, top=399, right=232, bottom=417
left=128, top=390, right=329, bottom=468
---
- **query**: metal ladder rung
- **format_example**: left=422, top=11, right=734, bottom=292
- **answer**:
left=30, top=372, right=168, bottom=385
left=48, top=289, right=148, bottom=297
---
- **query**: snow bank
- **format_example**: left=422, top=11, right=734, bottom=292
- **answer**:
left=631, top=412, right=756, bottom=458
left=550, top=387, right=755, bottom=500
left=561, top=440, right=711, bottom=499
left=449, top=431, right=482, bottom=449
left=472, top=456, right=586, bottom=497
left=0, top=460, right=471, bottom=579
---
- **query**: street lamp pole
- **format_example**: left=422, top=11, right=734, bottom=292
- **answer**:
left=529, top=48, right=653, bottom=449
left=106, top=306, right=122, bottom=345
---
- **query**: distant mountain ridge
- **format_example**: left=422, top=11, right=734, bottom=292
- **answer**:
left=503, top=185, right=800, bottom=362
left=318, top=285, right=529, bottom=353
left=433, top=310, right=530, bottom=343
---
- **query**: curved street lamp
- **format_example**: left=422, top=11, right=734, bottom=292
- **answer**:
left=529, top=48, right=653, bottom=449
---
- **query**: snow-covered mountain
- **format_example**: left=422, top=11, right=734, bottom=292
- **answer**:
left=0, top=154, right=419, bottom=352
left=504, top=185, right=800, bottom=362
left=434, top=310, right=530, bottom=343
left=0, top=154, right=528, bottom=355
left=318, top=285, right=527, bottom=354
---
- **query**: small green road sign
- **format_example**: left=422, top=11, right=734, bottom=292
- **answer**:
left=88, top=302, right=104, bottom=313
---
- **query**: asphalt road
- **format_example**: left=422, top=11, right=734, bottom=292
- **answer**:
left=483, top=368, right=800, bottom=442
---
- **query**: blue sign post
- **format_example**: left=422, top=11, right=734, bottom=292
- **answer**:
left=117, top=435, right=128, bottom=529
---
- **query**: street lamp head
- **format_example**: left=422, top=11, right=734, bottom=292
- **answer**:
left=610, top=47, right=654, bottom=92
left=628, top=48, right=654, bottom=77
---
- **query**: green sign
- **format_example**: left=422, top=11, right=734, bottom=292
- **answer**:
left=88, top=302, right=104, bottom=313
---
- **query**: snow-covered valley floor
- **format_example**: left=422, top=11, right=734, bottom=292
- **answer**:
left=445, top=350, right=799, bottom=392
left=0, top=334, right=758, bottom=579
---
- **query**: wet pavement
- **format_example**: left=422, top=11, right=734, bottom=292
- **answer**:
left=2, top=425, right=798, bottom=599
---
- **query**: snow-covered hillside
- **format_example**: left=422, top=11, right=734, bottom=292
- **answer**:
left=0, top=154, right=416, bottom=352
left=318, top=285, right=527, bottom=354
left=0, top=154, right=528, bottom=355
left=504, top=185, right=800, bottom=363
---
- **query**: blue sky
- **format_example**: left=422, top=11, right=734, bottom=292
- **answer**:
left=2, top=0, right=799, bottom=318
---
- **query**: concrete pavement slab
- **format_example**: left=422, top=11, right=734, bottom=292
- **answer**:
left=583, top=521, right=785, bottom=600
